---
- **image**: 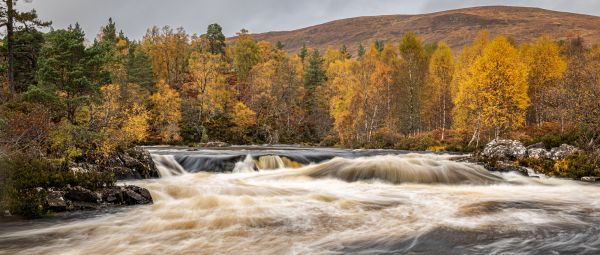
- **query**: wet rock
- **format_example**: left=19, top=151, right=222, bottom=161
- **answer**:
left=46, top=190, right=67, bottom=211
left=101, top=187, right=125, bottom=204
left=194, top=141, right=231, bottom=148
left=65, top=186, right=100, bottom=203
left=549, top=144, right=580, bottom=160
left=581, top=177, right=600, bottom=182
left=482, top=139, right=527, bottom=160
left=122, top=186, right=152, bottom=205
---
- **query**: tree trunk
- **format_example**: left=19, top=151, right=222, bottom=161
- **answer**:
left=6, top=0, right=15, bottom=95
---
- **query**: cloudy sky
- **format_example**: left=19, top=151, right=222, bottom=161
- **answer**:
left=17, top=0, right=600, bottom=40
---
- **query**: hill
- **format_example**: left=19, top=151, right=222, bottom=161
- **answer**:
left=251, top=6, right=600, bottom=53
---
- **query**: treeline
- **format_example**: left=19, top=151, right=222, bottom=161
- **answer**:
left=2, top=17, right=600, bottom=163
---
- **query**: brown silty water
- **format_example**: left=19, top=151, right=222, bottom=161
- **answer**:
left=1, top=147, right=599, bottom=255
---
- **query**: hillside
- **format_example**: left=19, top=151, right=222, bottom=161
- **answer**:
left=252, top=6, right=600, bottom=53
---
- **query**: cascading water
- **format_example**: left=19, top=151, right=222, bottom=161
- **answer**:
left=2, top=147, right=599, bottom=255
left=232, top=154, right=256, bottom=173
left=150, top=154, right=186, bottom=177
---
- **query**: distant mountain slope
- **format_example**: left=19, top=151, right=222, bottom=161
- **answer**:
left=251, top=6, right=600, bottom=53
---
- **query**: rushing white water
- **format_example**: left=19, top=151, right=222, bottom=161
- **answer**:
left=232, top=154, right=255, bottom=173
left=151, top=154, right=186, bottom=177
left=1, top=152, right=599, bottom=255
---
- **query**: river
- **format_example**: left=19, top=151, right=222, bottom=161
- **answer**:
left=1, top=146, right=599, bottom=254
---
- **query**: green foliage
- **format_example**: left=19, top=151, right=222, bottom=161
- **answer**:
left=1, top=28, right=44, bottom=92
left=357, top=44, right=366, bottom=58
left=298, top=44, right=308, bottom=62
left=0, top=153, right=114, bottom=217
left=127, top=42, right=155, bottom=90
left=233, top=29, right=259, bottom=81
left=207, top=23, right=226, bottom=55
left=519, top=152, right=600, bottom=179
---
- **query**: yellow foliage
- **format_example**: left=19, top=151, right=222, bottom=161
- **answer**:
left=456, top=36, right=530, bottom=138
left=151, top=80, right=182, bottom=142
left=232, top=101, right=256, bottom=129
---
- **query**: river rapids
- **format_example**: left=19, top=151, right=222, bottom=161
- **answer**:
left=1, top=146, right=599, bottom=255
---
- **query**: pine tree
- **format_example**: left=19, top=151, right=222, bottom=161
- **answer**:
left=206, top=23, right=226, bottom=55
left=357, top=44, right=366, bottom=58
left=1, top=0, right=50, bottom=95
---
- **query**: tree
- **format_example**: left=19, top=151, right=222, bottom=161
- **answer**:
left=206, top=23, right=226, bottom=55
left=276, top=41, right=285, bottom=50
left=150, top=80, right=182, bottom=142
left=298, top=44, right=308, bottom=63
left=142, top=26, right=189, bottom=89
left=302, top=49, right=329, bottom=140
left=520, top=37, right=566, bottom=126
left=340, top=44, right=352, bottom=59
left=375, top=40, right=385, bottom=53
left=357, top=44, right=366, bottom=58
left=126, top=42, right=154, bottom=91
left=452, top=30, right=489, bottom=146
left=1, top=0, right=50, bottom=95
left=1, top=28, right=44, bottom=93
left=232, top=29, right=259, bottom=84
left=36, top=24, right=98, bottom=123
left=398, top=32, right=427, bottom=134
left=459, top=36, right=530, bottom=139
left=187, top=51, right=228, bottom=140
left=423, top=42, right=454, bottom=140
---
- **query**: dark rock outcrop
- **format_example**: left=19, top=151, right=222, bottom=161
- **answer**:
left=65, top=186, right=100, bottom=203
left=40, top=185, right=153, bottom=213
left=46, top=190, right=67, bottom=211
left=71, top=147, right=159, bottom=180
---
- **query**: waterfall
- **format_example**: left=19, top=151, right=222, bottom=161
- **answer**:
left=150, top=154, right=186, bottom=177
left=232, top=154, right=256, bottom=173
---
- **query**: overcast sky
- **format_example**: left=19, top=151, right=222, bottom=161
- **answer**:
left=16, top=0, right=600, bottom=40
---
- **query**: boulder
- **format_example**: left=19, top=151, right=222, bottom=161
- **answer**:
left=482, top=139, right=527, bottom=160
left=46, top=190, right=67, bottom=211
left=549, top=144, right=580, bottom=160
left=122, top=186, right=152, bottom=205
left=101, top=187, right=125, bottom=204
left=527, top=142, right=545, bottom=149
left=65, top=186, right=100, bottom=203
left=527, top=148, right=549, bottom=159
left=485, top=160, right=528, bottom=175
left=581, top=177, right=600, bottom=182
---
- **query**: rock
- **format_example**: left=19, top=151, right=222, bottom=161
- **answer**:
left=65, top=186, right=100, bottom=203
left=46, top=190, right=67, bottom=211
left=581, top=177, right=600, bottom=182
left=101, top=187, right=125, bottom=204
left=527, top=148, right=549, bottom=159
left=482, top=139, right=527, bottom=160
left=527, top=142, right=546, bottom=149
left=110, top=166, right=142, bottom=180
left=194, top=142, right=231, bottom=148
left=121, top=186, right=152, bottom=205
left=3, top=210, right=11, bottom=217
left=549, top=144, right=580, bottom=160
left=485, top=160, right=528, bottom=175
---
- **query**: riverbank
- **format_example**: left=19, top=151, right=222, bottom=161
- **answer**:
left=0, top=148, right=159, bottom=218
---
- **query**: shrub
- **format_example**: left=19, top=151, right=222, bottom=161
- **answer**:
left=0, top=153, right=115, bottom=217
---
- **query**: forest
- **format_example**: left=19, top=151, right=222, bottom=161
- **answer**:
left=1, top=3, right=600, bottom=215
